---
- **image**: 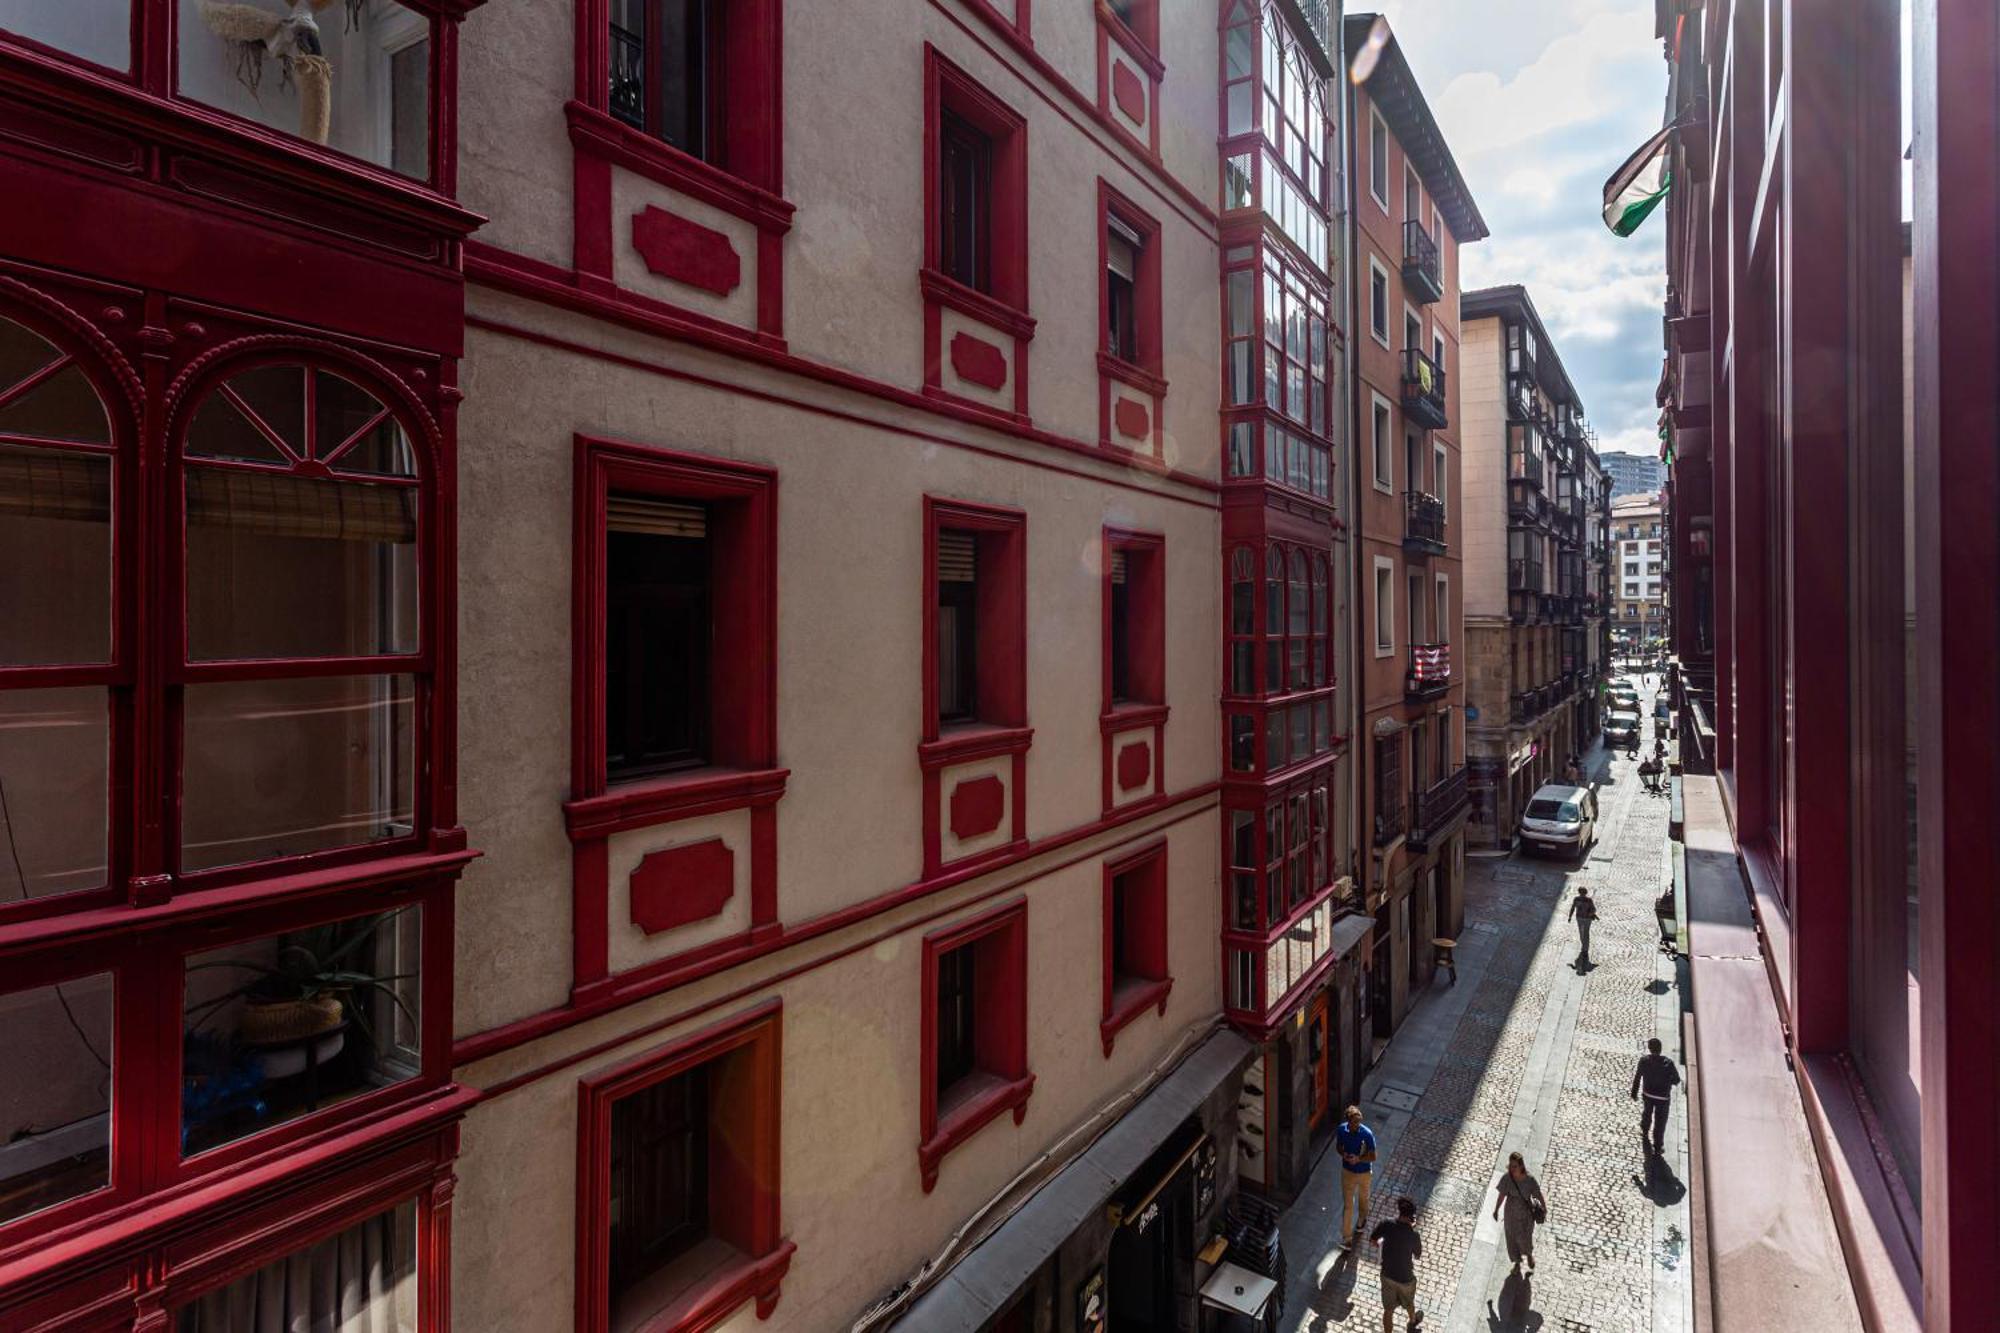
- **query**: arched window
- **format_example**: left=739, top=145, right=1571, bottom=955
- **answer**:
left=0, top=312, right=118, bottom=907
left=176, top=360, right=427, bottom=873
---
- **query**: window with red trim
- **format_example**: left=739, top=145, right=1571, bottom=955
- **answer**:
left=1101, top=842, right=1169, bottom=1052
left=0, top=315, right=441, bottom=916
left=919, top=900, right=1031, bottom=1191
left=1221, top=773, right=1335, bottom=1018
left=575, top=439, right=777, bottom=796
left=578, top=1003, right=791, bottom=1331
left=1222, top=540, right=1334, bottom=775
left=924, top=499, right=1026, bottom=740
left=1105, top=531, right=1164, bottom=709
left=1104, top=0, right=1158, bottom=55
left=0, top=968, right=113, bottom=1227
left=925, top=49, right=1028, bottom=312
left=599, top=0, right=783, bottom=193
left=1100, top=190, right=1161, bottom=375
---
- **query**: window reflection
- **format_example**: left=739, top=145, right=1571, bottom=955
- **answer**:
left=0, top=972, right=112, bottom=1225
left=0, top=1, right=130, bottom=71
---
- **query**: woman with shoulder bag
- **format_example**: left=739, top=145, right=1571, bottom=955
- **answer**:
left=1492, top=1152, right=1547, bottom=1272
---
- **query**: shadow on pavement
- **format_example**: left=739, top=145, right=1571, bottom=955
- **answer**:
left=1485, top=1270, right=1542, bottom=1329
left=1635, top=1151, right=1687, bottom=1206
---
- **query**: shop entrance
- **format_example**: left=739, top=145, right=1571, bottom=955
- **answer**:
left=1108, top=1132, right=1198, bottom=1332
left=1306, top=991, right=1331, bottom=1132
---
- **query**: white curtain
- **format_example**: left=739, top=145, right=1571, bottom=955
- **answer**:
left=178, top=1202, right=418, bottom=1333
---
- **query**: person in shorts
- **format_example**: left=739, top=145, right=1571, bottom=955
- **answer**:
left=1370, top=1195, right=1425, bottom=1331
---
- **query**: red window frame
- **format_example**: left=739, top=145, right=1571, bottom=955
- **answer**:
left=1104, top=0, right=1159, bottom=56
left=923, top=47, right=1030, bottom=315
left=563, top=437, right=784, bottom=995
left=575, top=1000, right=793, bottom=1332
left=1100, top=841, right=1171, bottom=1055
left=918, top=899, right=1032, bottom=1192
left=921, top=497, right=1027, bottom=746
left=1222, top=539, right=1336, bottom=775
left=1098, top=182, right=1163, bottom=379
left=1102, top=528, right=1166, bottom=712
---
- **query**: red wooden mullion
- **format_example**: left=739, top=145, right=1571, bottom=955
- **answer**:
left=0, top=351, right=74, bottom=414
left=214, top=382, right=304, bottom=464
left=317, top=405, right=396, bottom=469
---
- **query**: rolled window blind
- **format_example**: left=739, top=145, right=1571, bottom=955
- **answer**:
left=608, top=494, right=706, bottom=538
left=1111, top=549, right=1128, bottom=584
left=938, top=529, right=977, bottom=583
left=184, top=467, right=416, bottom=543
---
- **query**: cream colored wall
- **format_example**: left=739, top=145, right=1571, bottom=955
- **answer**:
left=450, top=810, right=1221, bottom=1331
left=454, top=1, right=1222, bottom=473
left=1458, top=317, right=1507, bottom=618
left=453, top=305, right=1220, bottom=1034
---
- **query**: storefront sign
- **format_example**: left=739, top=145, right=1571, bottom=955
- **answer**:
left=1076, top=1268, right=1106, bottom=1333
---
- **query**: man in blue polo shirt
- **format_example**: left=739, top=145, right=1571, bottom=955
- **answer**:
left=1334, top=1104, right=1378, bottom=1244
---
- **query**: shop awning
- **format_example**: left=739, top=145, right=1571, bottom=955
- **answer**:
left=894, top=1028, right=1254, bottom=1331
left=1330, top=913, right=1373, bottom=960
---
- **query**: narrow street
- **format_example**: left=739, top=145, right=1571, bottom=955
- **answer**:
left=1281, top=683, right=1690, bottom=1332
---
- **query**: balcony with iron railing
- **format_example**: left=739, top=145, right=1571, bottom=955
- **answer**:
left=1403, top=490, right=1447, bottom=556
left=1402, top=219, right=1443, bottom=305
left=1405, top=642, right=1452, bottom=700
left=1508, top=557, right=1545, bottom=593
left=1408, top=765, right=1470, bottom=851
left=1508, top=448, right=1544, bottom=491
left=1401, top=346, right=1449, bottom=430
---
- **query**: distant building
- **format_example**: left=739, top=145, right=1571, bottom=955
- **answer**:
left=1600, top=450, right=1665, bottom=497
left=1611, top=492, right=1666, bottom=649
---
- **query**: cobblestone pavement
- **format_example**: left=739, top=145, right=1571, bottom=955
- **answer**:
left=1281, top=684, right=1693, bottom=1333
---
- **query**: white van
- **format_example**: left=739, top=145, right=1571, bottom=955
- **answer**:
left=1519, top=783, right=1597, bottom=859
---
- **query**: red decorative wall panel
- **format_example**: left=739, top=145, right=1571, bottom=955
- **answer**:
left=1114, top=397, right=1150, bottom=441
left=1112, top=62, right=1147, bottom=123
left=1117, top=741, right=1152, bottom=792
left=629, top=838, right=735, bottom=935
left=949, top=332, right=1008, bottom=390
left=630, top=206, right=743, bottom=296
left=949, top=775, right=1006, bottom=841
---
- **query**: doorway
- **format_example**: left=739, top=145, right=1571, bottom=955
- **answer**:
left=1107, top=1146, right=1195, bottom=1332
left=1307, top=991, right=1331, bottom=1133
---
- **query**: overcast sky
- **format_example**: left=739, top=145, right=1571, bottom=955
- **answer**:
left=1362, top=0, right=1668, bottom=457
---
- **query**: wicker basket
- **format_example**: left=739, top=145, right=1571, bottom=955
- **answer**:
left=237, top=993, right=344, bottom=1045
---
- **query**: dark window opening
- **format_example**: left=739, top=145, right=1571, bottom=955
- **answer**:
left=609, top=0, right=721, bottom=162
left=1109, top=550, right=1132, bottom=702
left=940, top=112, right=992, bottom=292
left=935, top=941, right=977, bottom=1103
left=608, top=1065, right=710, bottom=1307
left=606, top=495, right=710, bottom=780
left=937, top=528, right=979, bottom=723
left=1106, top=216, right=1143, bottom=362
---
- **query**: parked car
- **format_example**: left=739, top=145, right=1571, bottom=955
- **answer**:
left=1607, top=685, right=1640, bottom=711
left=1519, top=783, right=1597, bottom=858
left=1604, top=709, right=1643, bottom=747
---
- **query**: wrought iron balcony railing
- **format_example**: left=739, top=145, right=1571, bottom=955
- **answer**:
left=1508, top=557, right=1545, bottom=592
left=1408, top=766, right=1470, bottom=851
left=1509, top=448, right=1545, bottom=490
left=1402, top=219, right=1443, bottom=305
left=1405, top=642, right=1452, bottom=700
left=1401, top=346, right=1449, bottom=430
left=1403, top=490, right=1447, bottom=555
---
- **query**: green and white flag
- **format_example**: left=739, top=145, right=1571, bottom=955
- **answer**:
left=1602, top=124, right=1674, bottom=237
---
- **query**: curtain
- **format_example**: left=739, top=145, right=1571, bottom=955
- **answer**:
left=178, top=1202, right=418, bottom=1333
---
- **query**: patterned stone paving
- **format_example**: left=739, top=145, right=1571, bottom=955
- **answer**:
left=1282, top=686, right=1692, bottom=1333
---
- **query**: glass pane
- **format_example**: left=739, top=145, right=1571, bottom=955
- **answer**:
left=1229, top=714, right=1254, bottom=772
left=1, top=443, right=111, bottom=666
left=186, top=392, right=290, bottom=466
left=177, top=1200, right=418, bottom=1331
left=0, top=363, right=110, bottom=445
left=181, top=674, right=415, bottom=871
left=1226, top=82, right=1252, bottom=138
left=176, top=0, right=432, bottom=180
left=0, top=686, right=109, bottom=901
left=185, top=468, right=418, bottom=659
left=1224, top=24, right=1252, bottom=80
left=0, top=1, right=128, bottom=70
left=217, top=366, right=304, bottom=457
left=0, top=972, right=112, bottom=1225
left=182, top=908, right=422, bottom=1157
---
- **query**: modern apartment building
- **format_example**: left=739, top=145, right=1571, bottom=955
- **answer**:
left=1652, top=1, right=1999, bottom=1327
left=1611, top=491, right=1665, bottom=651
left=1345, top=15, right=1484, bottom=1035
left=0, top=2, right=1364, bottom=1331
left=1457, top=286, right=1600, bottom=850
left=1598, top=448, right=1663, bottom=498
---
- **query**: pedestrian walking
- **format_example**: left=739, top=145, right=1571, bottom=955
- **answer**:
left=1370, top=1195, right=1426, bottom=1331
left=1631, top=1036, right=1682, bottom=1155
left=1567, top=885, right=1596, bottom=965
left=1334, top=1105, right=1378, bottom=1244
left=1563, top=754, right=1582, bottom=786
left=1491, top=1152, right=1546, bottom=1272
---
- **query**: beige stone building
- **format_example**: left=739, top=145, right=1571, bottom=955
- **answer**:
left=1458, top=286, right=1604, bottom=849
left=1612, top=491, right=1667, bottom=653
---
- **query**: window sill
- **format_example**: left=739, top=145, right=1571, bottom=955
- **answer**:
left=565, top=102, right=797, bottom=234
left=1095, top=6, right=1166, bottom=79
left=1100, top=975, right=1172, bottom=1056
left=919, top=723, right=1034, bottom=771
left=563, top=767, right=791, bottom=842
left=1097, top=350, right=1169, bottom=397
left=919, top=268, right=1038, bottom=340
left=919, top=1070, right=1036, bottom=1193
left=618, top=1236, right=798, bottom=1332
left=1100, top=702, right=1170, bottom=734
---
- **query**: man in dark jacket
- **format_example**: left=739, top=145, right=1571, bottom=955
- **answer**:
left=1370, top=1195, right=1425, bottom=1331
left=1631, top=1037, right=1682, bottom=1155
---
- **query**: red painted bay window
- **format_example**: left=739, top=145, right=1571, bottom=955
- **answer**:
left=918, top=899, right=1032, bottom=1192
left=1223, top=541, right=1336, bottom=775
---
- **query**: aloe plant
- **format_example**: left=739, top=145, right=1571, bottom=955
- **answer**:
left=185, top=908, right=417, bottom=1050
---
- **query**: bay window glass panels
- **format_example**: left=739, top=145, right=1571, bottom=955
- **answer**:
left=0, top=4, right=130, bottom=70
left=176, top=0, right=433, bottom=180
left=0, top=972, right=112, bottom=1225
left=181, top=907, right=422, bottom=1158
